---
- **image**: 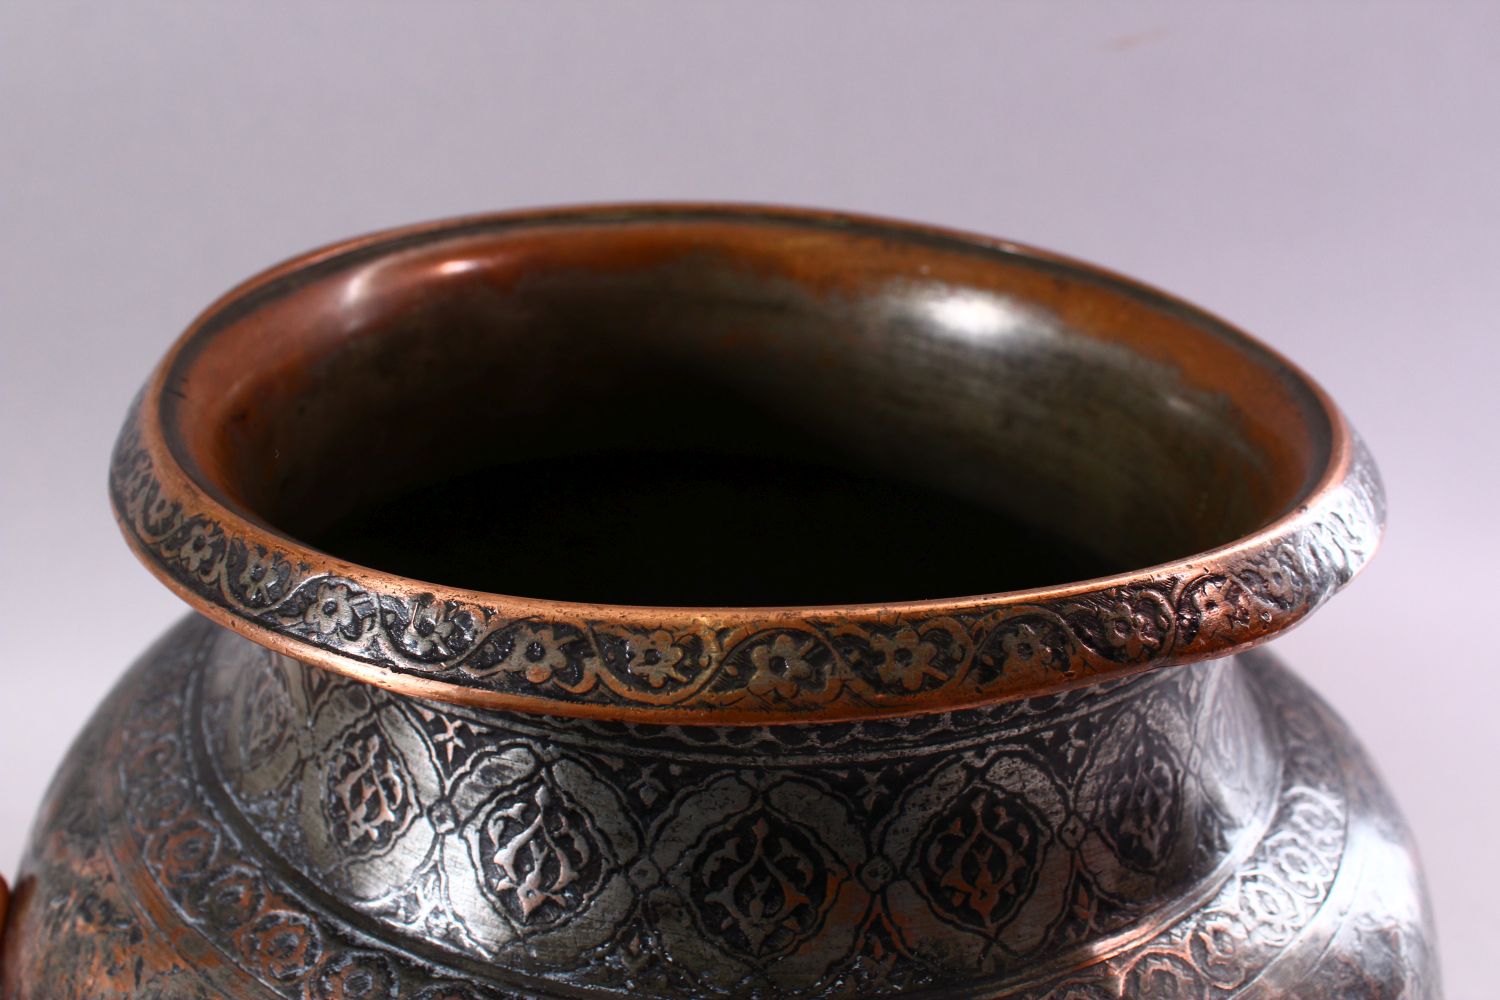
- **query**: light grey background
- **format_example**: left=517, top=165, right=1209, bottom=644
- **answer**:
left=3, top=3, right=1496, bottom=994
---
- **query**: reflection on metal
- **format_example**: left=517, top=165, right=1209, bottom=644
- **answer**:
left=921, top=289, right=1030, bottom=343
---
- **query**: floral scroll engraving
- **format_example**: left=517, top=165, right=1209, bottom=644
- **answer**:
left=108, top=401, right=1385, bottom=721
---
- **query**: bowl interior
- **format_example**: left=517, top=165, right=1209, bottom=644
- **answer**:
left=162, top=213, right=1330, bottom=607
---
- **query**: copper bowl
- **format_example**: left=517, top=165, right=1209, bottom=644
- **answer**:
left=1, top=205, right=1435, bottom=997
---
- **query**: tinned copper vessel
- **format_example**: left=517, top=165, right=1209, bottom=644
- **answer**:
left=1, top=206, right=1436, bottom=997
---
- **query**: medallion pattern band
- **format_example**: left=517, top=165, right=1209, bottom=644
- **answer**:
left=3, top=619, right=1434, bottom=997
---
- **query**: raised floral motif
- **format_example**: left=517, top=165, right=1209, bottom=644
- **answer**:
left=197, top=865, right=266, bottom=931
left=691, top=811, right=839, bottom=960
left=387, top=595, right=478, bottom=661
left=302, top=581, right=369, bottom=638
left=174, top=521, right=222, bottom=576
left=916, top=783, right=1048, bottom=934
left=466, top=623, right=572, bottom=683
left=238, top=910, right=324, bottom=983
left=229, top=542, right=291, bottom=608
left=310, top=950, right=399, bottom=1000
left=624, top=629, right=688, bottom=688
left=741, top=632, right=825, bottom=700
left=869, top=627, right=943, bottom=690
left=473, top=776, right=605, bottom=925
left=324, top=721, right=416, bottom=853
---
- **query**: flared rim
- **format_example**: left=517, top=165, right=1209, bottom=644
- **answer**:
left=109, top=203, right=1384, bottom=724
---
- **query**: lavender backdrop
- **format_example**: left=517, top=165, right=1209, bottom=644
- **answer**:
left=3, top=3, right=1496, bottom=993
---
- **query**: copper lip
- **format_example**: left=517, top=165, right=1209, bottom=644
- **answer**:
left=110, top=202, right=1384, bottom=724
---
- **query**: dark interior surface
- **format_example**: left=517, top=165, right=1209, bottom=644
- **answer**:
left=311, top=450, right=1125, bottom=605
left=175, top=220, right=1320, bottom=607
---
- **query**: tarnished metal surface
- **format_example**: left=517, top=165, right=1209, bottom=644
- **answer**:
left=1, top=618, right=1435, bottom=997
left=0, top=206, right=1435, bottom=994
